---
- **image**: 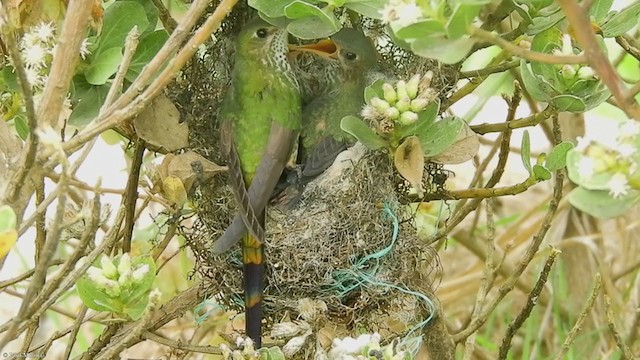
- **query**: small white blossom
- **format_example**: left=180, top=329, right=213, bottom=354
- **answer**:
left=575, top=136, right=591, bottom=152
left=80, top=38, right=91, bottom=60
left=577, top=156, right=595, bottom=178
left=577, top=66, right=596, bottom=80
left=118, top=253, right=132, bottom=274
left=607, top=173, right=629, bottom=198
left=22, top=43, right=48, bottom=69
left=132, top=264, right=150, bottom=281
left=616, top=143, right=636, bottom=157
left=34, top=22, right=56, bottom=43
left=100, top=255, right=118, bottom=279
left=20, top=32, right=39, bottom=49
left=394, top=2, right=422, bottom=27
left=618, top=120, right=640, bottom=139
left=24, top=67, right=44, bottom=88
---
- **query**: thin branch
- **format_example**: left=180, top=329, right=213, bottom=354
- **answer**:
left=150, top=0, right=178, bottom=33
left=553, top=274, right=602, bottom=360
left=470, top=27, right=587, bottom=64
left=60, top=0, right=239, bottom=155
left=0, top=259, right=64, bottom=291
left=498, top=247, right=561, bottom=359
left=471, top=106, right=553, bottom=135
left=142, top=331, right=222, bottom=355
left=604, top=295, right=635, bottom=359
left=459, top=60, right=520, bottom=79
left=556, top=0, right=640, bottom=120
left=615, top=34, right=640, bottom=62
left=63, top=306, right=88, bottom=360
left=122, top=141, right=146, bottom=252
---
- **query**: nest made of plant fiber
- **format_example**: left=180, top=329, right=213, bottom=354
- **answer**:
left=170, top=5, right=455, bottom=339
left=188, top=144, right=440, bottom=338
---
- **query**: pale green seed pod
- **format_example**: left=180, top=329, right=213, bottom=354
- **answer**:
left=399, top=111, right=419, bottom=125
left=406, top=73, right=421, bottom=99
left=396, top=80, right=408, bottom=100
left=371, top=97, right=391, bottom=112
left=100, top=255, right=118, bottom=279
left=382, top=83, right=398, bottom=104
left=395, top=97, right=411, bottom=112
left=410, top=98, right=429, bottom=112
left=385, top=107, right=400, bottom=120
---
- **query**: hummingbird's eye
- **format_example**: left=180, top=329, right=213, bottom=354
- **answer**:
left=344, top=51, right=357, bottom=60
left=256, top=28, right=269, bottom=38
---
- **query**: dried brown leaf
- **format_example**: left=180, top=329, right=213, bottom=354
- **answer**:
left=394, top=135, right=425, bottom=197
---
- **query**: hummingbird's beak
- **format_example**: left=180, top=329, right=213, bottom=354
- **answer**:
left=288, top=39, right=339, bottom=59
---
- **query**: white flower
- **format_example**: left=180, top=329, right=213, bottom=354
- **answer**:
left=361, top=105, right=378, bottom=121
left=618, top=120, right=640, bottom=139
left=24, top=67, right=44, bottom=88
left=607, top=173, right=629, bottom=198
left=132, top=264, right=150, bottom=281
left=577, top=66, right=596, bottom=80
left=382, top=1, right=423, bottom=27
left=117, top=253, right=132, bottom=274
left=22, top=43, right=48, bottom=69
left=577, top=156, right=595, bottom=178
left=395, top=2, right=422, bottom=27
left=34, top=22, right=56, bottom=43
left=80, top=38, right=91, bottom=60
left=100, top=255, right=118, bottom=279
left=616, top=143, right=636, bottom=157
left=36, top=125, right=63, bottom=150
left=20, top=32, right=39, bottom=49
left=575, top=136, right=591, bottom=152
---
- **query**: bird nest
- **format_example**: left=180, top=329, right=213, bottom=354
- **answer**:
left=166, top=2, right=457, bottom=344
left=189, top=144, right=441, bottom=341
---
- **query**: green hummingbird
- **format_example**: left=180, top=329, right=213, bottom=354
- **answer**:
left=274, top=28, right=378, bottom=208
left=213, top=18, right=301, bottom=347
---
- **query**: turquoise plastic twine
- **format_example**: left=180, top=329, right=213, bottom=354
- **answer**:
left=327, top=203, right=435, bottom=338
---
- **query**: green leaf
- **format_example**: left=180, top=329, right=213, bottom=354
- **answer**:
left=130, top=0, right=160, bottom=33
left=589, top=0, right=613, bottom=23
left=85, top=47, right=123, bottom=85
left=527, top=10, right=565, bottom=35
left=285, top=4, right=341, bottom=39
left=419, top=116, right=464, bottom=157
left=1, top=66, right=20, bottom=92
left=568, top=187, right=640, bottom=219
left=126, top=30, right=169, bottom=83
left=391, top=19, right=446, bottom=39
left=410, top=36, right=475, bottom=64
left=69, top=78, right=110, bottom=126
left=397, top=98, right=440, bottom=139
left=340, top=116, right=386, bottom=150
left=96, top=1, right=149, bottom=54
left=551, top=94, right=586, bottom=112
left=521, top=130, right=532, bottom=174
left=284, top=0, right=324, bottom=18
left=565, top=150, right=612, bottom=190
left=520, top=60, right=550, bottom=102
left=545, top=141, right=574, bottom=171
left=123, top=294, right=150, bottom=320
left=363, top=79, right=384, bottom=104
left=344, top=0, right=386, bottom=19
left=0, top=205, right=17, bottom=233
left=249, top=0, right=296, bottom=18
left=123, top=256, right=157, bottom=302
left=533, top=164, right=552, bottom=180
left=601, top=2, right=640, bottom=37
left=446, top=3, right=481, bottom=39
left=76, top=277, right=118, bottom=313
left=14, top=115, right=29, bottom=140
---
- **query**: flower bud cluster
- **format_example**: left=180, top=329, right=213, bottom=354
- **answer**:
left=327, top=332, right=415, bottom=359
left=573, top=120, right=640, bottom=198
left=361, top=72, right=437, bottom=134
left=551, top=34, right=596, bottom=81
left=86, top=254, right=150, bottom=298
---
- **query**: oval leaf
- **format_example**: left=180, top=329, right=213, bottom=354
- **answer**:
left=601, top=2, right=640, bottom=37
left=430, top=121, right=479, bottom=164
left=85, top=47, right=123, bottom=85
left=545, top=141, right=574, bottom=171
left=419, top=116, right=464, bottom=157
left=521, top=130, right=532, bottom=175
left=340, top=116, right=386, bottom=150
left=568, top=186, right=640, bottom=219
left=394, top=136, right=425, bottom=197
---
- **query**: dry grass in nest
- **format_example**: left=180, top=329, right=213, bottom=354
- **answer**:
left=189, top=146, right=440, bottom=340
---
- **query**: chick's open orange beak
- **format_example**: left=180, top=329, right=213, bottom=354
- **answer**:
left=288, top=39, right=339, bottom=59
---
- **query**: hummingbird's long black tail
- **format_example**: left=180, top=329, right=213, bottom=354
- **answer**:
left=243, top=231, right=264, bottom=348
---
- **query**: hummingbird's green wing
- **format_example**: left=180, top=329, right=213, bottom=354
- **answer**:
left=212, top=122, right=297, bottom=254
